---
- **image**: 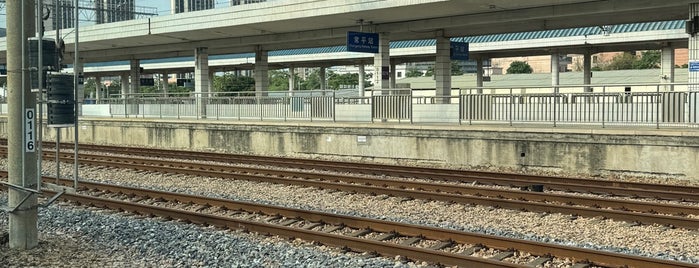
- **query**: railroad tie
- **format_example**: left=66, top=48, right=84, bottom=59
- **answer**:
left=373, top=232, right=396, bottom=241
left=526, top=257, right=552, bottom=267
left=322, top=225, right=344, bottom=233
left=428, top=241, right=453, bottom=250
left=570, top=263, right=591, bottom=268
left=460, top=246, right=483, bottom=256
left=349, top=229, right=372, bottom=237
left=489, top=251, right=514, bottom=261
left=265, top=215, right=282, bottom=222
left=400, top=237, right=421, bottom=246
left=193, top=205, right=210, bottom=212
left=278, top=219, right=298, bottom=226
left=0, top=232, right=8, bottom=245
left=302, top=222, right=323, bottom=230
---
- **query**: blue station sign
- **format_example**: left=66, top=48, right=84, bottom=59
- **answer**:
left=450, top=42, right=469, bottom=60
left=347, top=31, right=379, bottom=53
left=690, top=61, right=699, bottom=72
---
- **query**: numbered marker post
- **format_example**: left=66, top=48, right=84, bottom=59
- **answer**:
left=25, top=108, right=35, bottom=152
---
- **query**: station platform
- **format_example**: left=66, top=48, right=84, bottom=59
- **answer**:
left=5, top=116, right=695, bottom=183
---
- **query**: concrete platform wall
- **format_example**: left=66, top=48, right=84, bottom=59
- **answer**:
left=1, top=117, right=697, bottom=182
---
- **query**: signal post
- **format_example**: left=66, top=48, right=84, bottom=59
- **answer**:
left=6, top=0, right=39, bottom=249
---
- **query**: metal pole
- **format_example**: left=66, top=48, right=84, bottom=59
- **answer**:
left=8, top=0, right=39, bottom=249
left=73, top=0, right=80, bottom=189
left=602, top=86, right=606, bottom=128
left=656, top=85, right=660, bottom=129
left=56, top=130, right=60, bottom=184
left=36, top=0, right=44, bottom=192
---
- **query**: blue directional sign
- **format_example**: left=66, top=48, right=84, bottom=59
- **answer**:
left=450, top=42, right=469, bottom=60
left=690, top=61, right=699, bottom=72
left=347, top=31, right=379, bottom=53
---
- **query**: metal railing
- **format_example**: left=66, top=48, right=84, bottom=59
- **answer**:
left=3, top=83, right=698, bottom=129
left=459, top=83, right=698, bottom=128
left=107, top=91, right=336, bottom=122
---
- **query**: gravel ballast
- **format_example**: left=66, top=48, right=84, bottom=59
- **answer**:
left=0, top=193, right=413, bottom=267
left=2, top=158, right=698, bottom=266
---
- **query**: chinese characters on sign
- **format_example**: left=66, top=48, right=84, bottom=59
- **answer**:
left=347, top=31, right=379, bottom=53
left=690, top=61, right=699, bottom=72
left=450, top=42, right=469, bottom=60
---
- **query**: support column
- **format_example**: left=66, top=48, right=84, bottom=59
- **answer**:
left=584, top=52, right=592, bottom=92
left=551, top=53, right=560, bottom=92
left=74, top=61, right=84, bottom=115
left=390, top=60, right=397, bottom=90
left=319, top=66, right=326, bottom=91
left=435, top=34, right=451, bottom=103
left=95, top=76, right=102, bottom=102
left=661, top=46, right=675, bottom=91
left=209, top=70, right=215, bottom=97
left=358, top=64, right=365, bottom=97
left=476, top=57, right=484, bottom=93
left=162, top=73, right=169, bottom=96
left=129, top=59, right=140, bottom=94
left=194, top=47, right=209, bottom=118
left=373, top=32, right=390, bottom=95
left=120, top=72, right=129, bottom=97
left=7, top=0, right=38, bottom=249
left=690, top=3, right=699, bottom=122
left=288, top=67, right=295, bottom=91
left=254, top=48, right=269, bottom=94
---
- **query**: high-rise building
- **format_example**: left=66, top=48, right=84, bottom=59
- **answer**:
left=43, top=0, right=75, bottom=32
left=230, top=0, right=266, bottom=5
left=171, top=0, right=215, bottom=14
left=96, top=0, right=135, bottom=24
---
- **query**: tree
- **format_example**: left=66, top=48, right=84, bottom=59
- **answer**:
left=451, top=61, right=464, bottom=75
left=604, top=52, right=636, bottom=70
left=299, top=68, right=321, bottom=90
left=405, top=67, right=423, bottom=77
left=83, top=77, right=96, bottom=98
left=424, top=66, right=434, bottom=77
left=327, top=72, right=361, bottom=90
left=507, top=61, right=533, bottom=74
left=632, top=50, right=661, bottom=69
left=422, top=62, right=463, bottom=76
left=214, top=73, right=255, bottom=93
left=268, top=70, right=289, bottom=91
left=594, top=50, right=661, bottom=71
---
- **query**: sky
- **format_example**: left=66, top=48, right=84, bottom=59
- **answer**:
left=0, top=1, right=204, bottom=28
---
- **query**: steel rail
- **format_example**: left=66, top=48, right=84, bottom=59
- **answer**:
left=15, top=150, right=699, bottom=229
left=31, top=148, right=699, bottom=203
left=31, top=180, right=699, bottom=268
left=35, top=142, right=699, bottom=195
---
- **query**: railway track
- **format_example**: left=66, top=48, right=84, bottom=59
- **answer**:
left=42, top=142, right=699, bottom=199
left=2, top=146, right=698, bottom=229
left=2, top=176, right=694, bottom=268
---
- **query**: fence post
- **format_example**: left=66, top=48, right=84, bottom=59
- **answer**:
left=410, top=89, right=414, bottom=124
left=458, top=89, right=463, bottom=126
left=509, top=88, right=513, bottom=126
left=553, top=87, right=558, bottom=127
left=602, top=86, right=606, bottom=128
left=333, top=91, right=336, bottom=122
left=656, top=85, right=660, bottom=129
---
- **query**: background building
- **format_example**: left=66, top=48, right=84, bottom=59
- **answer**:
left=171, top=0, right=215, bottom=14
left=44, top=0, right=75, bottom=31
left=96, top=0, right=135, bottom=23
left=230, top=0, right=266, bottom=5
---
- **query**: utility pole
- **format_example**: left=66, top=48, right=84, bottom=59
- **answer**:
left=7, top=0, right=38, bottom=249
